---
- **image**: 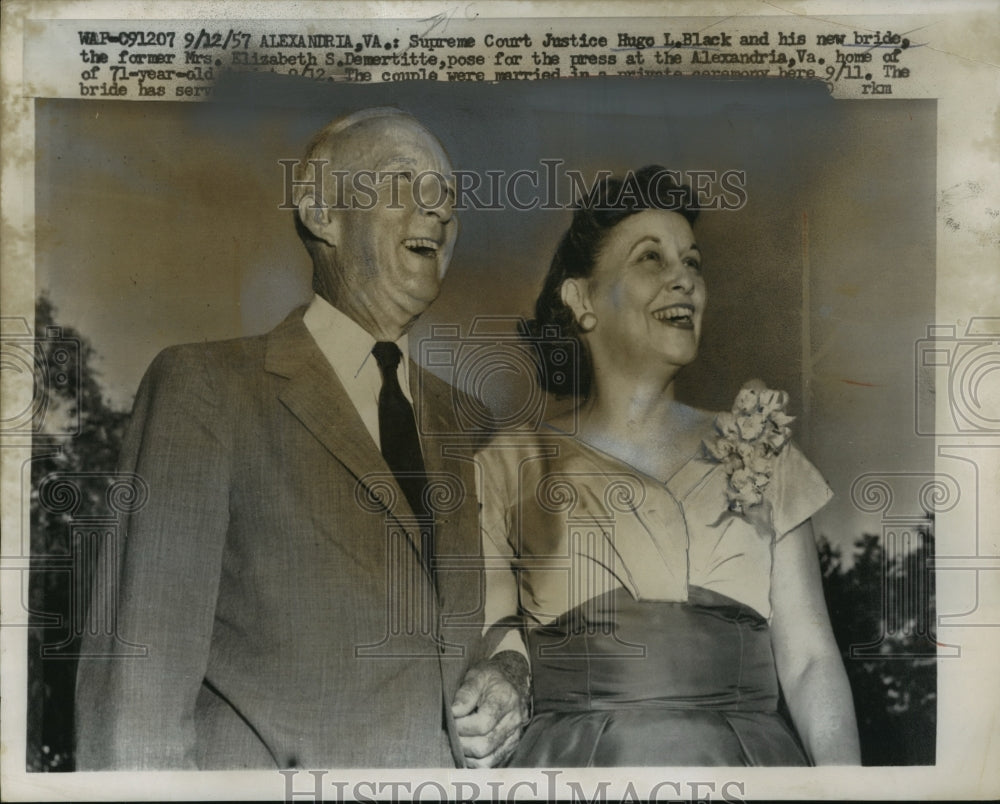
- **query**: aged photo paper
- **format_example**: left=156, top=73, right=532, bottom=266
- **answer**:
left=2, top=0, right=998, bottom=800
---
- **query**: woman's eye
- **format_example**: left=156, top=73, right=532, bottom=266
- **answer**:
left=684, top=257, right=702, bottom=270
left=640, top=251, right=660, bottom=262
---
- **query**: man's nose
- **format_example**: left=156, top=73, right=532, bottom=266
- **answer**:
left=422, top=203, right=452, bottom=223
left=414, top=174, right=454, bottom=223
left=422, top=192, right=454, bottom=223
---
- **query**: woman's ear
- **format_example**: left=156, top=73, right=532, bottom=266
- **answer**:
left=297, top=194, right=340, bottom=247
left=560, top=277, right=592, bottom=321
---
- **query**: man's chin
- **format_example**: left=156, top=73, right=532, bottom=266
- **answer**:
left=394, top=286, right=441, bottom=320
left=403, top=268, right=444, bottom=299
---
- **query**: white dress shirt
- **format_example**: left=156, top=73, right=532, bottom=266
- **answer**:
left=302, top=293, right=411, bottom=449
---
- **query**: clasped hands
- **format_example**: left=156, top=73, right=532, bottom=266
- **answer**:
left=450, top=651, right=531, bottom=768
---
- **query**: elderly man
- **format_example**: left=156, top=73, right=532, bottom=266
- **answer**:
left=75, top=108, right=526, bottom=769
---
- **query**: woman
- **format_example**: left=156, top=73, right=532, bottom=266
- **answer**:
left=477, top=166, right=860, bottom=766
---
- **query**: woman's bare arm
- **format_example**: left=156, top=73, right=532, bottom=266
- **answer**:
left=770, top=519, right=861, bottom=765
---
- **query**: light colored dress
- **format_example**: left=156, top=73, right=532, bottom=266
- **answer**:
left=477, top=400, right=832, bottom=767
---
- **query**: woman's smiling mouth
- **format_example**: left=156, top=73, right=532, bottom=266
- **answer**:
left=651, top=303, right=695, bottom=329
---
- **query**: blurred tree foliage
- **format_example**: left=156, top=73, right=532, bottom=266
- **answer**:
left=818, top=524, right=937, bottom=765
left=26, top=295, right=937, bottom=770
left=28, top=295, right=130, bottom=772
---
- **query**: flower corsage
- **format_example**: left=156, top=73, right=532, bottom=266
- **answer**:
left=703, top=380, right=795, bottom=524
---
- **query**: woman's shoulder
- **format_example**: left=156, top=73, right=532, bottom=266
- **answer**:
left=474, top=423, right=571, bottom=472
left=696, top=380, right=834, bottom=533
left=474, top=423, right=588, bottom=512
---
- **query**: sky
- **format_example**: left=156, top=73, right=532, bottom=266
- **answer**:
left=34, top=75, right=936, bottom=555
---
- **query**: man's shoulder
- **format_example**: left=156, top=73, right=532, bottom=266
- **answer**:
left=147, top=308, right=307, bottom=381
left=150, top=332, right=268, bottom=379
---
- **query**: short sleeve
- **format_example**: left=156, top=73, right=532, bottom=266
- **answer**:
left=476, top=446, right=514, bottom=557
left=767, top=441, right=834, bottom=539
left=474, top=447, right=524, bottom=644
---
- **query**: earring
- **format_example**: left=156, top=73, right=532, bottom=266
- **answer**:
left=578, top=312, right=598, bottom=332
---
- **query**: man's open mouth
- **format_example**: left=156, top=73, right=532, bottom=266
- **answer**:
left=651, top=304, right=695, bottom=329
left=403, top=238, right=440, bottom=259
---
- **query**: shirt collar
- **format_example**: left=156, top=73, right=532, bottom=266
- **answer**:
left=303, top=294, right=410, bottom=389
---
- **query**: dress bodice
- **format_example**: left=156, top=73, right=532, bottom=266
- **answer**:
left=477, top=422, right=832, bottom=625
left=477, top=391, right=833, bottom=767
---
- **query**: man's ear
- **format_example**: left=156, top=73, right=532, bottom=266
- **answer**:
left=560, top=277, right=592, bottom=321
left=296, top=194, right=340, bottom=247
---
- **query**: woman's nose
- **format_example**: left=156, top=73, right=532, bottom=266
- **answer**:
left=664, top=257, right=695, bottom=293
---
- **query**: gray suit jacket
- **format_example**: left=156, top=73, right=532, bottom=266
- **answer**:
left=75, top=308, right=491, bottom=769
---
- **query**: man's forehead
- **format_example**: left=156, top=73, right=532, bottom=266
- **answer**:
left=336, top=118, right=451, bottom=173
left=375, top=152, right=454, bottom=177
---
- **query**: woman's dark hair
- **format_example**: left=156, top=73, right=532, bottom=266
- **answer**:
left=525, top=165, right=699, bottom=399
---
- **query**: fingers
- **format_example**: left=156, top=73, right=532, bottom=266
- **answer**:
left=452, top=659, right=532, bottom=768
left=456, top=680, right=529, bottom=766
left=450, top=678, right=481, bottom=719
left=458, top=707, right=523, bottom=759
left=454, top=694, right=507, bottom=737
left=454, top=675, right=523, bottom=735
left=463, top=726, right=523, bottom=769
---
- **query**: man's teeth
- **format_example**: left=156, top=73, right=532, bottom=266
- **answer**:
left=652, top=308, right=693, bottom=321
left=404, top=238, right=438, bottom=257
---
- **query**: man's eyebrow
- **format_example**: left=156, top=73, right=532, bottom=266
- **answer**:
left=377, top=156, right=419, bottom=171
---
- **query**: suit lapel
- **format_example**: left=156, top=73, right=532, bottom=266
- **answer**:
left=265, top=310, right=420, bottom=538
left=266, top=311, right=478, bottom=607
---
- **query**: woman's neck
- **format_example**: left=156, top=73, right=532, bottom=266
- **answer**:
left=566, top=367, right=709, bottom=482
left=579, top=374, right=678, bottom=441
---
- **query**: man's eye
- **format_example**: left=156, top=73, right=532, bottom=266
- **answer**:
left=376, top=171, right=413, bottom=188
left=640, top=251, right=660, bottom=262
left=684, top=257, right=702, bottom=270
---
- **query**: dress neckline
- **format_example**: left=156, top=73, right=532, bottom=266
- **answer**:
left=539, top=418, right=717, bottom=496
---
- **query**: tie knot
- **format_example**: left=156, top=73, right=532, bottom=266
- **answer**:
left=372, top=341, right=402, bottom=374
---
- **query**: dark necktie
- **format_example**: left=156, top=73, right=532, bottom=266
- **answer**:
left=371, top=342, right=429, bottom=521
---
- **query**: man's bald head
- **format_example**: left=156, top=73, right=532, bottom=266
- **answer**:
left=293, top=109, right=458, bottom=341
left=298, top=108, right=450, bottom=198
